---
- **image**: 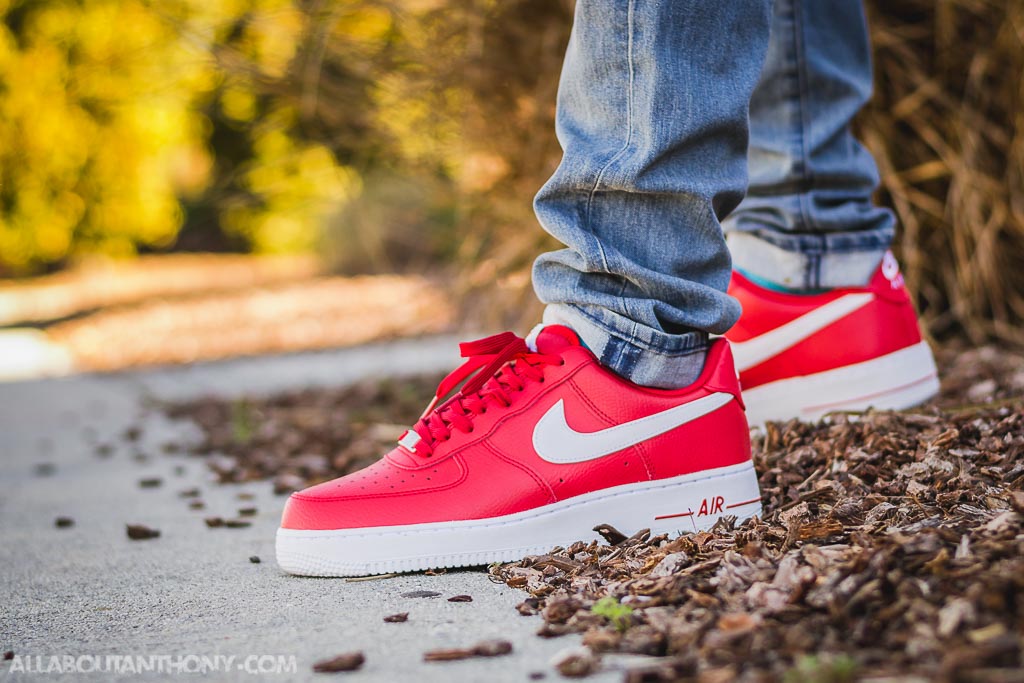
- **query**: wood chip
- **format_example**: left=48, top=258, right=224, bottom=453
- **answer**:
left=311, top=652, right=364, bottom=672
left=125, top=524, right=160, bottom=540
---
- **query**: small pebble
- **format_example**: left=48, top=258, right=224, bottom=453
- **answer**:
left=54, top=517, right=74, bottom=529
left=448, top=595, right=473, bottom=602
left=249, top=556, right=261, bottom=564
left=383, top=613, right=409, bottom=623
left=138, top=477, right=162, bottom=488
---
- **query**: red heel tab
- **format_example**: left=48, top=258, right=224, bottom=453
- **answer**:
left=704, top=338, right=745, bottom=411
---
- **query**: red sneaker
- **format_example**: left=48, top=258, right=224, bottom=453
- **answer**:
left=725, top=252, right=939, bottom=426
left=276, top=326, right=761, bottom=576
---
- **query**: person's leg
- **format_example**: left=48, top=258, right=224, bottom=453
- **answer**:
left=724, top=0, right=892, bottom=290
left=532, top=0, right=772, bottom=389
left=720, top=0, right=939, bottom=426
left=278, top=0, right=774, bottom=576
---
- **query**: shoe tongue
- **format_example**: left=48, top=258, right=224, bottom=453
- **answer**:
left=532, top=324, right=582, bottom=354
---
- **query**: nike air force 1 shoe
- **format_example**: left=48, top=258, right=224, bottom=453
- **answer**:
left=277, top=325, right=762, bottom=577
left=726, top=252, right=940, bottom=426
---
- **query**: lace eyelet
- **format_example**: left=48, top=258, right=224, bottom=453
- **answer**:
left=467, top=427, right=475, bottom=433
left=559, top=360, right=566, bottom=366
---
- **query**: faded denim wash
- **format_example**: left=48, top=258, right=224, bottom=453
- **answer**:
left=532, top=0, right=892, bottom=388
left=725, top=0, right=894, bottom=291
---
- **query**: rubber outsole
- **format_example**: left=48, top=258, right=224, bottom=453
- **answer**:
left=276, top=461, right=762, bottom=577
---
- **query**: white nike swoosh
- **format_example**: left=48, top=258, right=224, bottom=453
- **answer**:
left=532, top=392, right=733, bottom=464
left=731, top=293, right=875, bottom=373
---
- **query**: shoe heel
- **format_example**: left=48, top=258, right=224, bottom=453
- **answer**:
left=742, top=340, right=939, bottom=426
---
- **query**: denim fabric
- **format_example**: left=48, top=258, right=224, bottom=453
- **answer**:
left=532, top=0, right=890, bottom=388
left=532, top=0, right=772, bottom=389
left=723, top=0, right=894, bottom=290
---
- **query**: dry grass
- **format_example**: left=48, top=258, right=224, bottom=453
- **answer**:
left=455, top=0, right=1024, bottom=344
left=862, top=0, right=1024, bottom=345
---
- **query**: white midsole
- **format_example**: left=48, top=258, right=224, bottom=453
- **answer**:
left=742, top=340, right=940, bottom=427
left=276, top=460, right=762, bottom=577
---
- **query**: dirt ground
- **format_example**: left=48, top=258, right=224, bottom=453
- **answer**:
left=162, top=344, right=1024, bottom=682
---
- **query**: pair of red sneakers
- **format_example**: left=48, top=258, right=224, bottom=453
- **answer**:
left=277, top=255, right=938, bottom=576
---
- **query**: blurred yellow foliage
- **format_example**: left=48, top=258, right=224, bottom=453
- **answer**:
left=0, top=0, right=356, bottom=274
left=0, top=0, right=1015, bottom=347
left=0, top=0, right=566, bottom=278
left=227, top=116, right=360, bottom=253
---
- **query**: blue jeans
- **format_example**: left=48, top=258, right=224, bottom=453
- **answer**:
left=532, top=0, right=893, bottom=388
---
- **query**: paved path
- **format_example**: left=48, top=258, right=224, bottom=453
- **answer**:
left=0, top=338, right=618, bottom=681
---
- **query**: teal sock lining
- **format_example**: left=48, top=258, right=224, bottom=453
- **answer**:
left=737, top=268, right=831, bottom=295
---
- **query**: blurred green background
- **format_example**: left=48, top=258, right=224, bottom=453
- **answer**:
left=1, top=0, right=1022, bottom=346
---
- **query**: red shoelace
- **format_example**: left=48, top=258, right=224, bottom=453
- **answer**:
left=398, top=332, right=563, bottom=457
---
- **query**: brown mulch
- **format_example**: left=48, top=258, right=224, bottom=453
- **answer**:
left=161, top=345, right=1024, bottom=681
left=492, top=408, right=1024, bottom=682
left=311, top=651, right=365, bottom=673
left=162, top=373, right=445, bottom=494
left=423, top=639, right=513, bottom=662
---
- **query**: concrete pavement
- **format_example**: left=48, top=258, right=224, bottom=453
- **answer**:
left=0, top=338, right=620, bottom=682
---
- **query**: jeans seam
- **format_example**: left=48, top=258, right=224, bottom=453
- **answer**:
left=583, top=0, right=635, bottom=277
left=793, top=0, right=813, bottom=233
left=601, top=337, right=625, bottom=372
left=792, top=0, right=822, bottom=289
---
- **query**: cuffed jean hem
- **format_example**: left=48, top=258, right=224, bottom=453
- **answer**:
left=725, top=231, right=888, bottom=290
left=542, top=303, right=709, bottom=390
